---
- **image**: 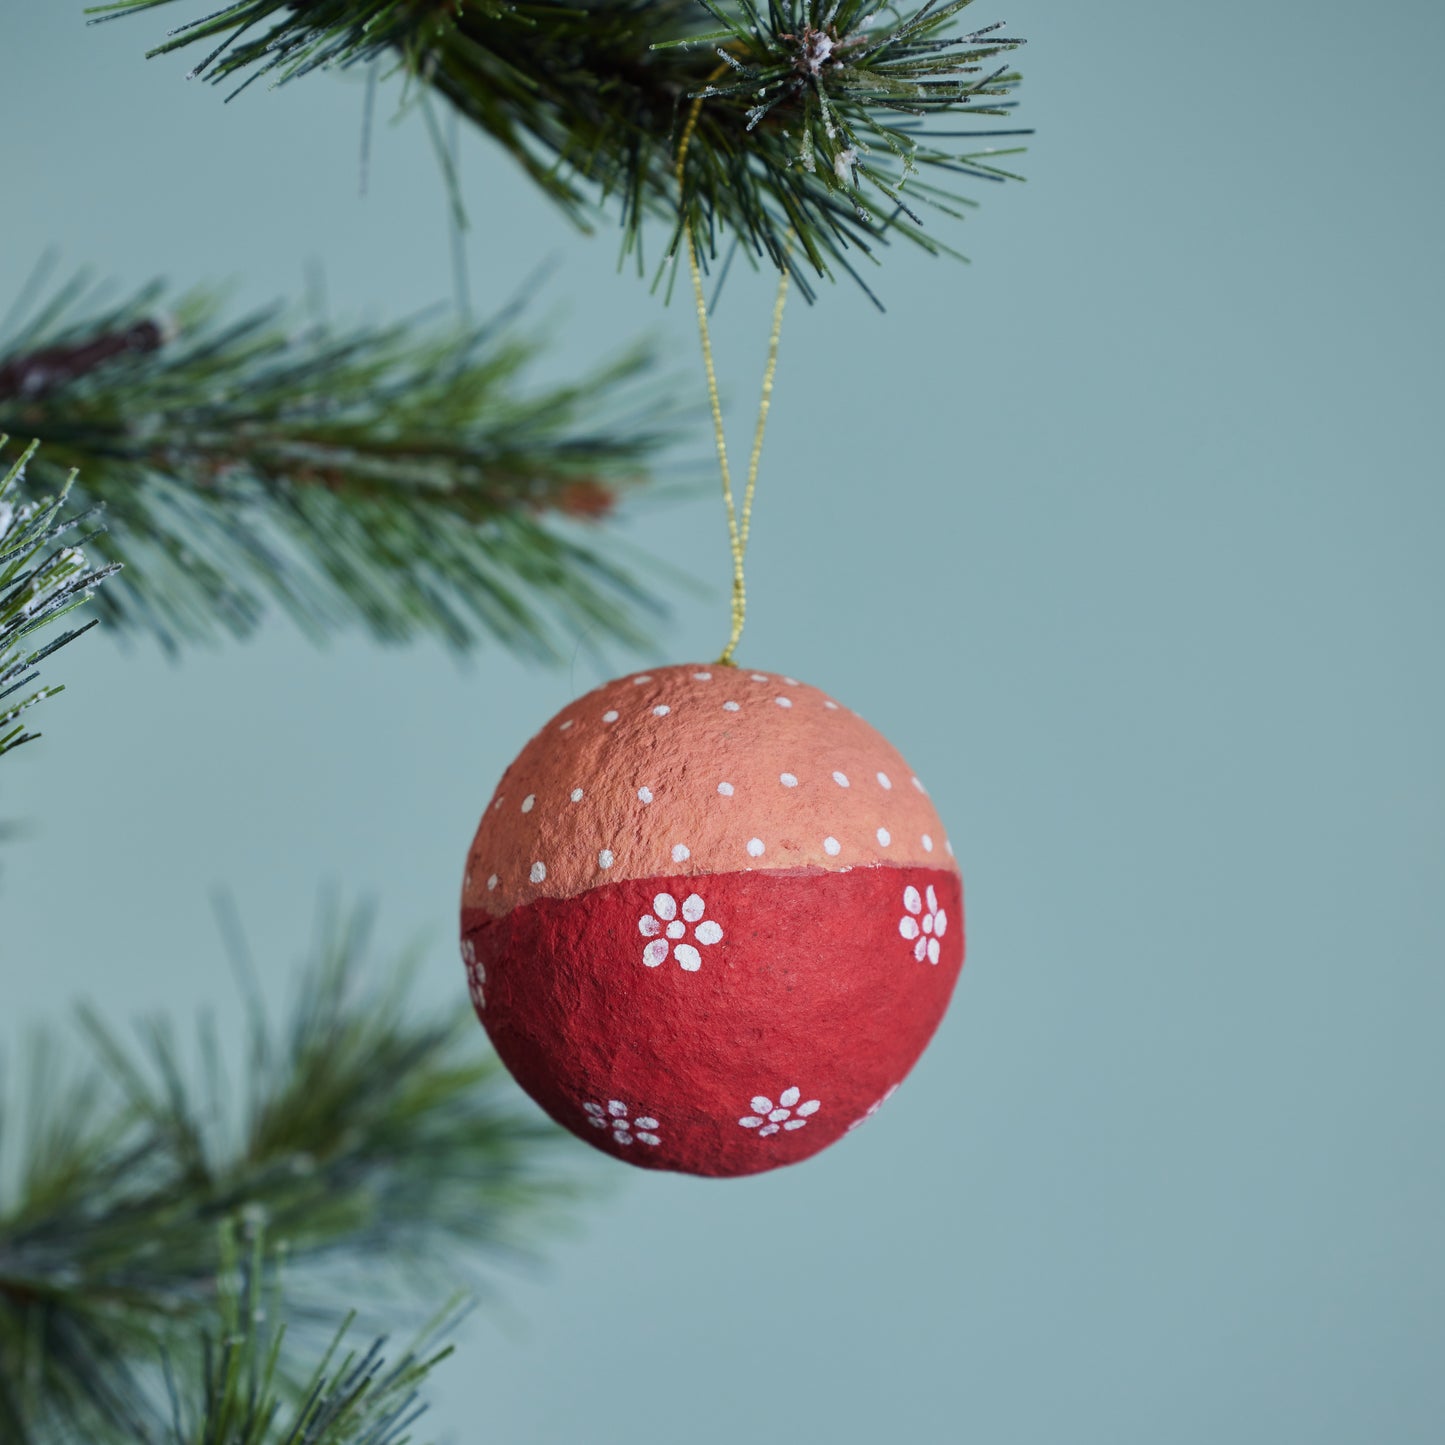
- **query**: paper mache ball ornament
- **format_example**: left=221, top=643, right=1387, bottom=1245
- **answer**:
left=460, top=663, right=965, bottom=1176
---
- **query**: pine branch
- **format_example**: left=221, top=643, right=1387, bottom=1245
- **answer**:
left=0, top=902, right=578, bottom=1443
left=90, top=0, right=1029, bottom=303
left=164, top=1226, right=461, bottom=1445
left=0, top=439, right=120, bottom=763
left=0, top=275, right=679, bottom=654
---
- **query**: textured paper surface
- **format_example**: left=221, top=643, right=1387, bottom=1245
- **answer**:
left=463, top=664, right=957, bottom=919
left=463, top=866, right=965, bottom=1176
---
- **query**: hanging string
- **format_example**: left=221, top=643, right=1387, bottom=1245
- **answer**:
left=675, top=75, right=791, bottom=667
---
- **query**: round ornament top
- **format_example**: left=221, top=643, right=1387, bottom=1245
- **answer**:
left=464, top=663, right=956, bottom=919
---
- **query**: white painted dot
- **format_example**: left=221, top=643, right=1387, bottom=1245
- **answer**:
left=877, top=771, right=893, bottom=790
left=946, top=837, right=955, bottom=857
left=521, top=794, right=535, bottom=813
left=876, top=828, right=891, bottom=847
left=749, top=673, right=769, bottom=682
left=747, top=837, right=765, bottom=857
left=832, top=770, right=850, bottom=787
left=672, top=843, right=690, bottom=862
left=633, top=674, right=653, bottom=684
left=717, top=781, right=734, bottom=796
left=598, top=849, right=614, bottom=868
left=570, top=788, right=584, bottom=802
left=603, top=709, right=619, bottom=723
left=780, top=772, right=798, bottom=788
left=666, top=919, right=686, bottom=939
left=723, top=700, right=740, bottom=711
left=783, top=676, right=799, bottom=685
left=922, top=833, right=934, bottom=852
left=638, top=787, right=654, bottom=804
left=824, top=700, right=839, bottom=710
left=487, top=874, right=499, bottom=891
left=823, top=836, right=841, bottom=856
left=559, top=719, right=574, bottom=731
left=693, top=671, right=712, bottom=681
left=530, top=861, right=547, bottom=883
left=653, top=704, right=671, bottom=716
left=912, top=776, right=927, bottom=793
left=775, top=696, right=792, bottom=708
left=675, top=943, right=702, bottom=972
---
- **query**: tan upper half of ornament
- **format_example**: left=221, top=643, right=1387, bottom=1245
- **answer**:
left=463, top=664, right=959, bottom=917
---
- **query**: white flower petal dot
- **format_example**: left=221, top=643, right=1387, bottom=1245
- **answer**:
left=636, top=891, right=724, bottom=970
left=585, top=1099, right=663, bottom=1147
left=898, top=881, right=948, bottom=964
left=739, top=1085, right=822, bottom=1137
left=847, top=1084, right=900, bottom=1133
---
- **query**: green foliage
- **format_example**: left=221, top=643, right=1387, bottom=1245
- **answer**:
left=165, top=1227, right=460, bottom=1445
left=0, top=439, right=118, bottom=763
left=0, top=905, right=577, bottom=1443
left=91, top=0, right=1028, bottom=303
left=0, top=276, right=678, bottom=654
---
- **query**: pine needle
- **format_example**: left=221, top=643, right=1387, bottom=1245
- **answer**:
left=0, top=902, right=580, bottom=1442
left=90, top=0, right=1029, bottom=303
left=0, top=277, right=682, bottom=655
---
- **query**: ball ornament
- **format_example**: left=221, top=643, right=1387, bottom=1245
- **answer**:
left=461, top=664, right=964, bottom=1176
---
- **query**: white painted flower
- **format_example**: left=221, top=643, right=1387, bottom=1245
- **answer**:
left=738, top=1086, right=820, bottom=1137
left=583, top=1099, right=661, bottom=1146
left=638, top=891, right=723, bottom=971
left=461, top=938, right=486, bottom=1010
left=898, top=884, right=948, bottom=964
left=847, top=1083, right=899, bottom=1132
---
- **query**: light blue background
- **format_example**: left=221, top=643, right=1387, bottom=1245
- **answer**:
left=3, top=1, right=1443, bottom=1440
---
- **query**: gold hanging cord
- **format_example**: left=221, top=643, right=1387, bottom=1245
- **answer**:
left=675, top=70, right=791, bottom=667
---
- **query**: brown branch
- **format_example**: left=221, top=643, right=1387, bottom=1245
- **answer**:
left=0, top=321, right=165, bottom=402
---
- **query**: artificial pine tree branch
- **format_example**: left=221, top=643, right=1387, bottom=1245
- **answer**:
left=0, top=276, right=678, bottom=654
left=1, top=439, right=120, bottom=763
left=0, top=903, right=578, bottom=1443
left=92, top=0, right=1029, bottom=303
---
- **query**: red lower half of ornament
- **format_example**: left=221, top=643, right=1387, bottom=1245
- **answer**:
left=462, top=864, right=965, bottom=1177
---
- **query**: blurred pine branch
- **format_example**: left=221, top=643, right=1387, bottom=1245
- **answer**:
left=161, top=1226, right=463, bottom=1445
left=0, top=273, right=681, bottom=655
left=0, top=440, right=119, bottom=764
left=0, top=903, right=577, bottom=1443
left=91, top=0, right=1029, bottom=304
